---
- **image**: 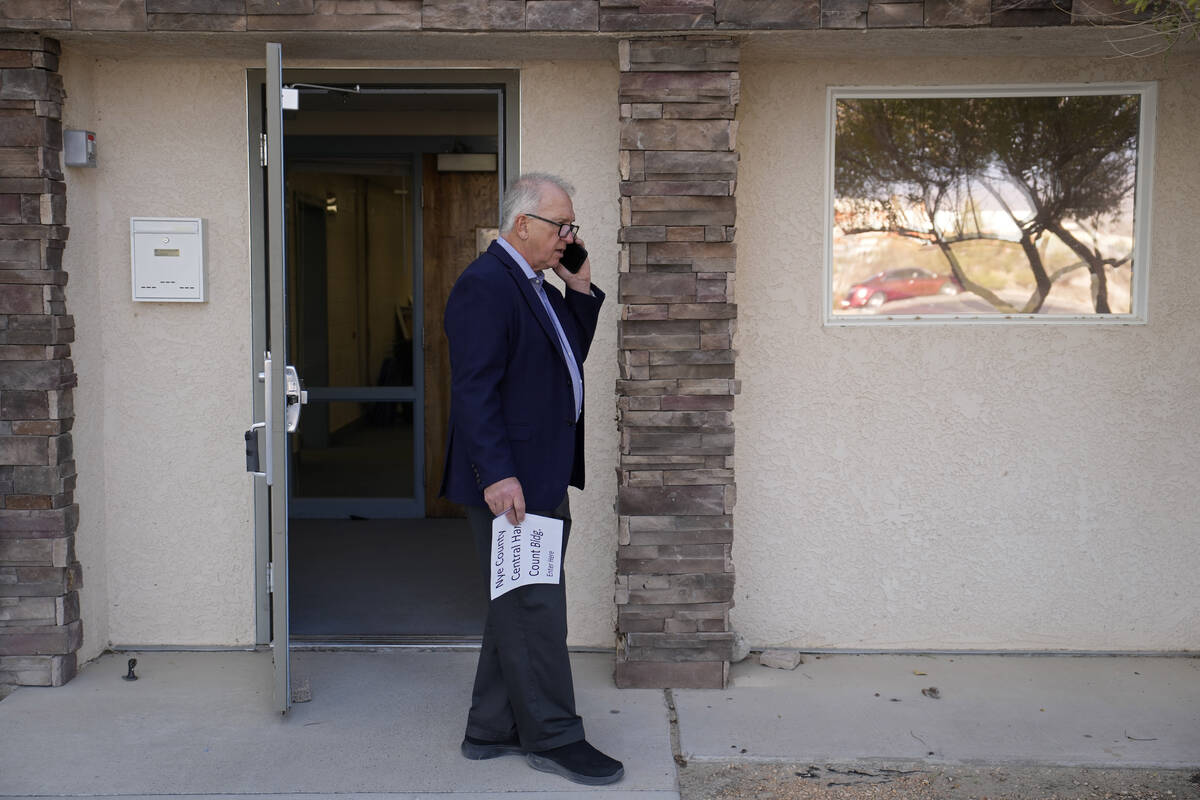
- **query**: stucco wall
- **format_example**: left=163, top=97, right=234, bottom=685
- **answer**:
left=732, top=53, right=1200, bottom=651
left=63, top=38, right=1196, bottom=658
left=520, top=60, right=622, bottom=649
left=59, top=49, right=620, bottom=652
left=61, top=56, right=257, bottom=651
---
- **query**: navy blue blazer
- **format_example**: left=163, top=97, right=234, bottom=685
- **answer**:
left=439, top=240, right=604, bottom=511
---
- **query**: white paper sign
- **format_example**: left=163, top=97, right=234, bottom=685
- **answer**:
left=489, top=512, right=564, bottom=600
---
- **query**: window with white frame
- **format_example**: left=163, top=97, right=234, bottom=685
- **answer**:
left=825, top=85, right=1155, bottom=324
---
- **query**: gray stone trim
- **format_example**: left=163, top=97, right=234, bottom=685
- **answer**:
left=614, top=36, right=738, bottom=690
left=0, top=32, right=81, bottom=689
left=0, top=0, right=1138, bottom=32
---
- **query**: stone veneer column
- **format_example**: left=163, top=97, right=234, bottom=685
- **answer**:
left=0, top=34, right=81, bottom=689
left=614, top=37, right=738, bottom=690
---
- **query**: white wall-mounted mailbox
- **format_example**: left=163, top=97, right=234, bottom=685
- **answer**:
left=130, top=217, right=206, bottom=302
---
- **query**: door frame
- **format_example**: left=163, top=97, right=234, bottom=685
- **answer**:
left=246, top=67, right=520, bottom=645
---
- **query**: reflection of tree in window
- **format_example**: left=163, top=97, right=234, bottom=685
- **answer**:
left=834, top=94, right=1140, bottom=314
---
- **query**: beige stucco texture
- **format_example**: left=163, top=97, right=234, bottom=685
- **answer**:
left=58, top=38, right=1194, bottom=658
left=732, top=54, right=1200, bottom=651
left=59, top=49, right=621, bottom=656
left=62, top=56, right=257, bottom=656
left=521, top=61, right=623, bottom=650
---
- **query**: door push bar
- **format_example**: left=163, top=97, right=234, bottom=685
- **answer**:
left=245, top=352, right=308, bottom=485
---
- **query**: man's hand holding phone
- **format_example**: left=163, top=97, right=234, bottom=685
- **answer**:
left=554, top=236, right=592, bottom=294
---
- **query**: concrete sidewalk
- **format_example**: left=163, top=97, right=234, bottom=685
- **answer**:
left=0, top=649, right=1196, bottom=799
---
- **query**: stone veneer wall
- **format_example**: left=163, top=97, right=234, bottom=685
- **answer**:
left=0, top=0, right=1138, bottom=32
left=613, top=37, right=738, bottom=690
left=0, top=33, right=81, bottom=689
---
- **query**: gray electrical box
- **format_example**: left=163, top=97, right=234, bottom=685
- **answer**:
left=130, top=218, right=206, bottom=302
left=64, top=130, right=97, bottom=168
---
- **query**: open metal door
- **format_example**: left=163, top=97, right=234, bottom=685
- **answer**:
left=262, top=42, right=305, bottom=713
left=247, top=62, right=518, bottom=653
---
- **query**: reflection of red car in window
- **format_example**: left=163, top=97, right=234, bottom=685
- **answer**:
left=840, top=268, right=961, bottom=309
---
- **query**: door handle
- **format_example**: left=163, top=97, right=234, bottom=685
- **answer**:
left=246, top=352, right=274, bottom=485
left=284, top=364, right=307, bottom=434
left=245, top=422, right=266, bottom=477
left=247, top=355, right=306, bottom=483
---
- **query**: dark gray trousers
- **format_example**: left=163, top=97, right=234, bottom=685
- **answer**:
left=464, top=495, right=584, bottom=751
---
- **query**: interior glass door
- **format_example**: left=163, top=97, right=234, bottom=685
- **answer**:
left=285, top=164, right=423, bottom=518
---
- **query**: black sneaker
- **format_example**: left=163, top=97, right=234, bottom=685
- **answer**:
left=461, top=734, right=524, bottom=760
left=526, top=740, right=624, bottom=785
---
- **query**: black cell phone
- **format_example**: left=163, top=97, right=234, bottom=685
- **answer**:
left=560, top=242, right=587, bottom=273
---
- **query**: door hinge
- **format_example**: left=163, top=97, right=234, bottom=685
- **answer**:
left=266, top=562, right=274, bottom=593
left=259, top=133, right=267, bottom=168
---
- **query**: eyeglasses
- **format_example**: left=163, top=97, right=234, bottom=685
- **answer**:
left=525, top=213, right=580, bottom=240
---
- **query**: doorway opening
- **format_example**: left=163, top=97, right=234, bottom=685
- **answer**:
left=256, top=72, right=518, bottom=644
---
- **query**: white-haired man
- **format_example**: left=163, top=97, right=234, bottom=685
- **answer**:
left=440, top=172, right=622, bottom=785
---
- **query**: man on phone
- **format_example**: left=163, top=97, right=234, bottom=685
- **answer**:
left=440, top=172, right=623, bottom=786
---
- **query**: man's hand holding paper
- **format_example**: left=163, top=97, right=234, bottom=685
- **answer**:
left=490, top=512, right=564, bottom=600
